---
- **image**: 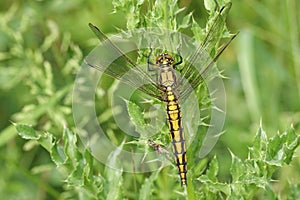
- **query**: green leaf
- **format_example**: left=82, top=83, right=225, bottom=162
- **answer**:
left=251, top=125, right=267, bottom=159
left=178, top=12, right=192, bottom=30
left=50, top=143, right=67, bottom=166
left=105, top=140, right=124, bottom=200
left=267, top=133, right=282, bottom=160
left=139, top=166, right=162, bottom=200
left=63, top=126, right=81, bottom=166
left=286, top=127, right=300, bottom=152
left=206, top=156, right=219, bottom=181
left=127, top=99, right=146, bottom=127
left=15, top=123, right=39, bottom=139
left=67, top=164, right=85, bottom=187
left=191, top=17, right=205, bottom=44
left=37, top=132, right=55, bottom=153
left=230, top=151, right=244, bottom=181
left=204, top=0, right=216, bottom=12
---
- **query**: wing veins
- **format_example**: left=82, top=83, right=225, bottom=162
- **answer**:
left=89, top=23, right=156, bottom=84
left=179, top=33, right=237, bottom=99
left=86, top=23, right=162, bottom=100
left=179, top=3, right=235, bottom=100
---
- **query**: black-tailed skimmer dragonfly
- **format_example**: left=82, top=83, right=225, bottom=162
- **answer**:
left=84, top=3, right=236, bottom=186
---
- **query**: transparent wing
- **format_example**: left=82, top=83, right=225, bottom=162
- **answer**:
left=85, top=23, right=163, bottom=101
left=179, top=3, right=237, bottom=100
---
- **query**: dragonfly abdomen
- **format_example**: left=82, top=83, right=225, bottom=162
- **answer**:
left=166, top=87, right=187, bottom=186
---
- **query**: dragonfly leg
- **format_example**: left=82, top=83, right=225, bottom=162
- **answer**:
left=148, top=140, right=172, bottom=161
left=173, top=46, right=183, bottom=69
left=147, top=46, right=156, bottom=71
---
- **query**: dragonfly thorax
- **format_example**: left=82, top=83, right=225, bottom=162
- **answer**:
left=155, top=53, right=174, bottom=67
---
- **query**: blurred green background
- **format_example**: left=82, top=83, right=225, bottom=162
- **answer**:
left=0, top=0, right=299, bottom=199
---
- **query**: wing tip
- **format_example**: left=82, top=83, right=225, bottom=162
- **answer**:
left=88, top=22, right=100, bottom=31
left=220, top=2, right=232, bottom=14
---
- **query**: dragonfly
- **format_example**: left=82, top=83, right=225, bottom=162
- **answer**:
left=84, top=3, right=236, bottom=186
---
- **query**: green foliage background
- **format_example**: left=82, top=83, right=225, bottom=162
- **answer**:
left=0, top=0, right=299, bottom=199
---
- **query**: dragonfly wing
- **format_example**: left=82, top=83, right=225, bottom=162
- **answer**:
left=84, top=59, right=163, bottom=100
left=179, top=34, right=237, bottom=100
left=86, top=23, right=163, bottom=101
left=179, top=3, right=236, bottom=101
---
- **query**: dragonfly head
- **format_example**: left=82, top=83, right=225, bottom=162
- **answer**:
left=155, top=53, right=174, bottom=66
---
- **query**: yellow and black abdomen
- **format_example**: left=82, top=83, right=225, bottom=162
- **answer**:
left=166, top=88, right=187, bottom=186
